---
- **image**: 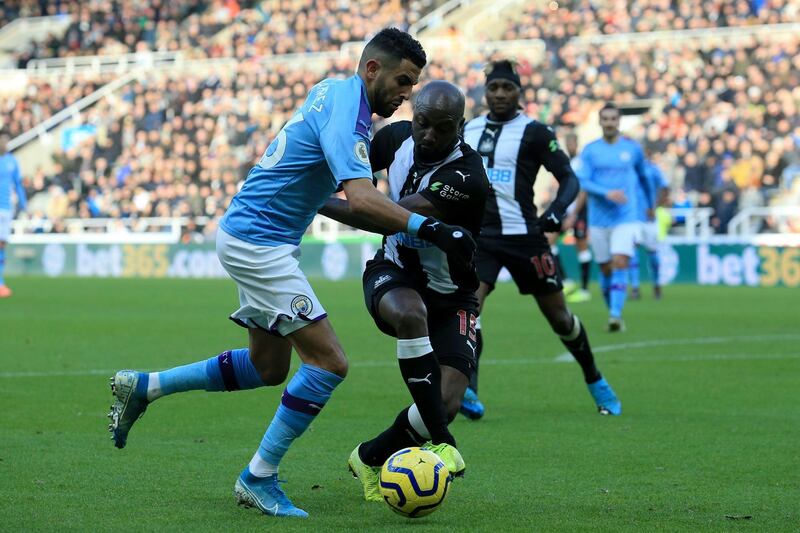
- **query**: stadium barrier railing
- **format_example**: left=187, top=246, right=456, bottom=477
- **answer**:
left=11, top=207, right=799, bottom=245
left=728, top=207, right=800, bottom=239
left=25, top=50, right=186, bottom=76
left=6, top=71, right=138, bottom=152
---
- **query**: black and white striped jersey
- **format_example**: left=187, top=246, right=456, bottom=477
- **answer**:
left=370, top=121, right=490, bottom=294
left=463, top=114, right=575, bottom=237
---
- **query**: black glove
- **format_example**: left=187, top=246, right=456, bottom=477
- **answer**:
left=540, top=202, right=566, bottom=232
left=416, top=217, right=476, bottom=264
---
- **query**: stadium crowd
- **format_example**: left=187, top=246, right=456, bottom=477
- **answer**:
left=6, top=0, right=439, bottom=67
left=504, top=0, right=799, bottom=42
left=2, top=1, right=799, bottom=235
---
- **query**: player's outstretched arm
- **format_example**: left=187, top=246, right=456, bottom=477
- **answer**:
left=341, top=178, right=476, bottom=262
left=318, top=194, right=392, bottom=235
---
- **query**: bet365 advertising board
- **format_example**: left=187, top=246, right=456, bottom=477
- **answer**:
left=5, top=241, right=799, bottom=288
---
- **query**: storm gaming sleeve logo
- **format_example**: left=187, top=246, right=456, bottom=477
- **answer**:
left=291, top=295, right=314, bottom=316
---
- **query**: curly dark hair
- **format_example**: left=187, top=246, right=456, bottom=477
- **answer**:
left=360, top=27, right=427, bottom=69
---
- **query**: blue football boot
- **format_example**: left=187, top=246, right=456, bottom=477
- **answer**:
left=588, top=377, right=622, bottom=416
left=459, top=387, right=485, bottom=420
left=234, top=468, right=308, bottom=518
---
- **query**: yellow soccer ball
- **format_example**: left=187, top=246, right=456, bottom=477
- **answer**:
left=379, top=447, right=451, bottom=518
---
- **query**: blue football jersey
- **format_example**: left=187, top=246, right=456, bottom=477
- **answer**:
left=636, top=160, right=668, bottom=222
left=575, top=137, right=648, bottom=227
left=0, top=153, right=26, bottom=211
left=220, top=74, right=373, bottom=246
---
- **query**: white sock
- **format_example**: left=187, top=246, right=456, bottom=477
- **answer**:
left=146, top=373, right=162, bottom=401
left=249, top=452, right=278, bottom=477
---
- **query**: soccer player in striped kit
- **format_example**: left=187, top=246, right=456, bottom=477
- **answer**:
left=460, top=60, right=621, bottom=419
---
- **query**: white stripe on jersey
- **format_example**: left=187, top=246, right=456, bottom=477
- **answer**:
left=383, top=137, right=464, bottom=293
left=464, top=114, right=534, bottom=235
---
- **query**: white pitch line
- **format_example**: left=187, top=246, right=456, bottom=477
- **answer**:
left=2, top=334, right=799, bottom=379
left=554, top=333, right=800, bottom=362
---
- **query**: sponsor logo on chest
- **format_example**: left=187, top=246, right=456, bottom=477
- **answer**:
left=431, top=182, right=470, bottom=200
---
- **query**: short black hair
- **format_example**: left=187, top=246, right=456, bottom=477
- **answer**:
left=360, top=27, right=426, bottom=69
left=600, top=102, right=619, bottom=113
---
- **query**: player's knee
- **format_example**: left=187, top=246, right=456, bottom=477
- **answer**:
left=392, top=306, right=428, bottom=338
left=612, top=256, right=629, bottom=270
left=317, top=344, right=349, bottom=378
left=549, top=310, right=574, bottom=336
left=259, top=368, right=289, bottom=386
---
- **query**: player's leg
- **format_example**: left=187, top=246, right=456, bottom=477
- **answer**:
left=357, top=293, right=476, bottom=481
left=548, top=232, right=575, bottom=295
left=590, top=227, right=613, bottom=309
left=460, top=237, right=502, bottom=419
left=145, top=331, right=285, bottom=402
left=235, top=318, right=344, bottom=518
left=533, top=290, right=621, bottom=415
left=418, top=293, right=476, bottom=473
left=108, top=235, right=300, bottom=449
left=629, top=246, right=641, bottom=300
left=565, top=228, right=592, bottom=303
left=0, top=208, right=11, bottom=296
left=246, top=318, right=346, bottom=477
left=607, top=223, right=639, bottom=332
left=649, top=247, right=662, bottom=299
left=460, top=281, right=489, bottom=419
left=352, top=366, right=469, bottom=502
left=643, top=222, right=662, bottom=299
left=376, top=287, right=454, bottom=447
left=578, top=241, right=592, bottom=293
left=0, top=240, right=9, bottom=297
left=108, top=328, right=284, bottom=450
left=569, top=207, right=592, bottom=302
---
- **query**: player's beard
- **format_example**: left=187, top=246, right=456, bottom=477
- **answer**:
left=414, top=138, right=457, bottom=165
left=374, top=83, right=399, bottom=118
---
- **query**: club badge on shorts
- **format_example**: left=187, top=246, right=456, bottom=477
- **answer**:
left=291, top=295, right=314, bottom=316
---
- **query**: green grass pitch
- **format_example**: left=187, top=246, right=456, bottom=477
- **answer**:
left=1, top=277, right=798, bottom=531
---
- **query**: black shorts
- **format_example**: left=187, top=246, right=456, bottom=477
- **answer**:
left=362, top=259, right=479, bottom=378
left=574, top=204, right=588, bottom=240
left=476, top=233, right=563, bottom=295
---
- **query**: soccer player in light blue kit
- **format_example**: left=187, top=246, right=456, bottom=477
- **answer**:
left=107, top=29, right=475, bottom=518
left=0, top=133, right=27, bottom=298
left=630, top=149, right=670, bottom=300
left=576, top=104, right=652, bottom=331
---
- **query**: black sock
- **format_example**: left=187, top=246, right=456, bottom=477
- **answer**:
left=359, top=407, right=425, bottom=467
left=398, top=352, right=454, bottom=446
left=580, top=259, right=591, bottom=291
left=560, top=315, right=601, bottom=383
left=468, top=327, right=482, bottom=392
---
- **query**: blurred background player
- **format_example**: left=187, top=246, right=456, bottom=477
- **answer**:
left=461, top=60, right=621, bottom=419
left=563, top=132, right=593, bottom=304
left=0, top=133, right=27, bottom=298
left=575, top=103, right=653, bottom=332
left=630, top=148, right=670, bottom=300
left=107, top=28, right=474, bottom=519
left=321, top=81, right=489, bottom=500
